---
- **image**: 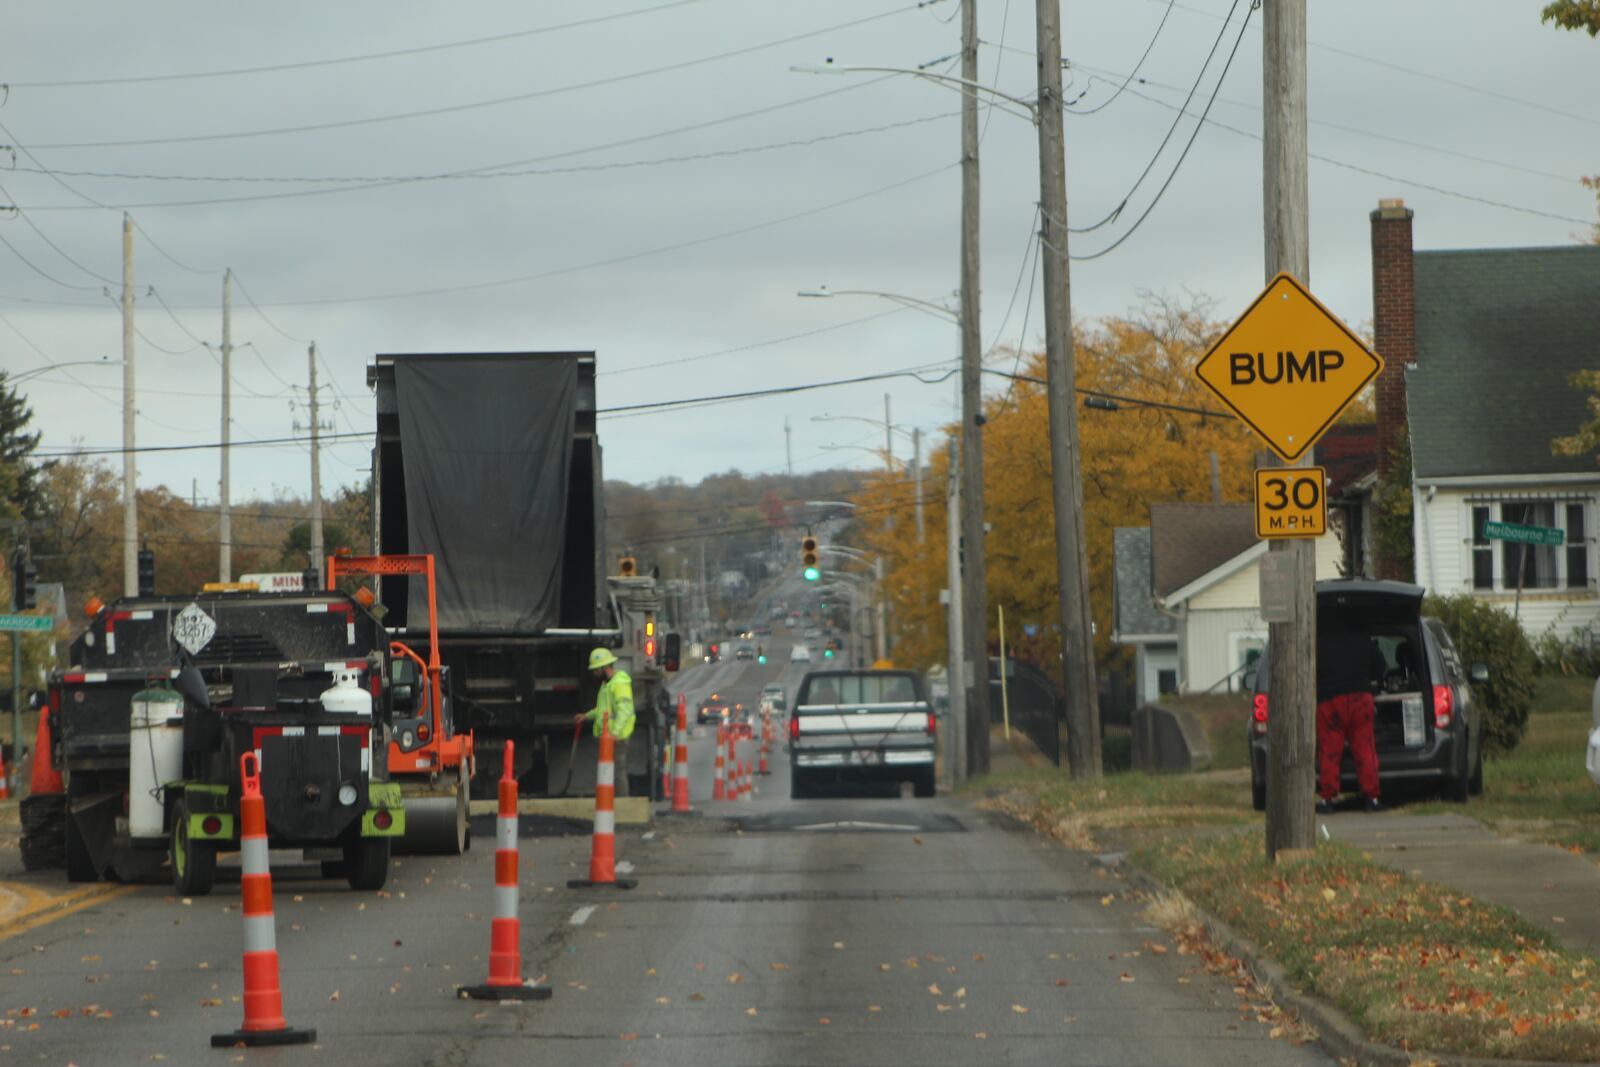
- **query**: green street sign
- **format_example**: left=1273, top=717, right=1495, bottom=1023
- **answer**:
left=0, top=613, right=52, bottom=632
left=1482, top=520, right=1564, bottom=547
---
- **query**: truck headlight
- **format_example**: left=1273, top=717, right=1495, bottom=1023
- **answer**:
left=338, top=784, right=359, bottom=806
left=400, top=728, right=416, bottom=749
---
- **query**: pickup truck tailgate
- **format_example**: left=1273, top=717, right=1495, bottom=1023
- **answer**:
left=792, top=702, right=934, bottom=766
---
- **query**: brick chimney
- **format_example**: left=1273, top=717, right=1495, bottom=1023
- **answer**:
left=1370, top=198, right=1415, bottom=581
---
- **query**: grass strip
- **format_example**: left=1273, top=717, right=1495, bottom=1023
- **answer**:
left=1137, top=832, right=1600, bottom=1062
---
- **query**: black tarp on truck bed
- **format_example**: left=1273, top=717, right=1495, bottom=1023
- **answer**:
left=393, top=356, right=577, bottom=631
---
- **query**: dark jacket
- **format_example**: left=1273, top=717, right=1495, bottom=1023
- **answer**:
left=1316, top=614, right=1379, bottom=703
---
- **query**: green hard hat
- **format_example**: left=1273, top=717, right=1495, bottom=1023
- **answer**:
left=588, top=647, right=618, bottom=670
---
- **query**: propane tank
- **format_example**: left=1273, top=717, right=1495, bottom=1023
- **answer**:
left=129, top=688, right=185, bottom=840
left=320, top=670, right=373, bottom=717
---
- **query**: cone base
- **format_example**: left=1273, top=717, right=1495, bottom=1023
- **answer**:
left=566, top=878, right=638, bottom=890
left=211, top=1026, right=316, bottom=1048
left=457, top=982, right=553, bottom=1002
left=657, top=807, right=700, bottom=817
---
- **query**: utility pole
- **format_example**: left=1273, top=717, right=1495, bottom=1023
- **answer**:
left=120, top=214, right=138, bottom=597
left=959, top=0, right=991, bottom=777
left=1036, top=0, right=1102, bottom=779
left=945, top=439, right=967, bottom=788
left=873, top=556, right=887, bottom=662
left=219, top=269, right=233, bottom=583
left=912, top=428, right=925, bottom=544
left=784, top=417, right=793, bottom=477
left=307, top=344, right=324, bottom=584
left=883, top=394, right=894, bottom=471
left=1262, top=0, right=1315, bottom=859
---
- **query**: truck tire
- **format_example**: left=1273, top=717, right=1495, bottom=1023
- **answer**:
left=344, top=837, right=391, bottom=892
left=170, top=799, right=217, bottom=897
left=790, top=768, right=811, bottom=800
left=912, top=768, right=937, bottom=798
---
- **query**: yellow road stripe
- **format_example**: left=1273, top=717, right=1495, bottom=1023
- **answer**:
left=0, top=883, right=138, bottom=942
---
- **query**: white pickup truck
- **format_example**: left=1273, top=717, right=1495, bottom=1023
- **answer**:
left=788, top=669, right=937, bottom=799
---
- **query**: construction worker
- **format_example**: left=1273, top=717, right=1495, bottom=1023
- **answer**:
left=575, top=647, right=636, bottom=797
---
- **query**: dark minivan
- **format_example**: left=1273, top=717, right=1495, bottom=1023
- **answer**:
left=1248, top=580, right=1484, bottom=809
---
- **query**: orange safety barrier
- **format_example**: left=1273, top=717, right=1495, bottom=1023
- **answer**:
left=460, top=741, right=552, bottom=1001
left=667, top=693, right=695, bottom=815
left=568, top=714, right=637, bottom=890
left=723, top=731, right=737, bottom=802
left=211, top=753, right=315, bottom=1048
left=712, top=723, right=726, bottom=801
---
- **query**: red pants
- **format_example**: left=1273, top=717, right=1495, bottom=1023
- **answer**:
left=1316, top=692, right=1379, bottom=801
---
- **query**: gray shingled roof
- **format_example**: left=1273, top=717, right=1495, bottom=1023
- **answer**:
left=1149, top=503, right=1257, bottom=598
left=1113, top=527, right=1175, bottom=639
left=1408, top=245, right=1600, bottom=480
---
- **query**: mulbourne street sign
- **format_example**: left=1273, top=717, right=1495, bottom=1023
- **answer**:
left=0, top=613, right=52, bottom=632
left=1482, top=520, right=1564, bottom=547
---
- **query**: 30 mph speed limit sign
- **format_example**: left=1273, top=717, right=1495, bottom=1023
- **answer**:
left=1254, top=467, right=1327, bottom=539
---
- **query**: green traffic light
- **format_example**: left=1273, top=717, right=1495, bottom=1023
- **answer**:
left=803, top=566, right=820, bottom=581
left=823, top=648, right=834, bottom=658
left=758, top=655, right=767, bottom=664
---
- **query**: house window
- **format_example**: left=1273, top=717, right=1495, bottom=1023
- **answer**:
left=1466, top=498, right=1594, bottom=593
left=1157, top=669, right=1178, bottom=695
left=1471, top=506, right=1493, bottom=590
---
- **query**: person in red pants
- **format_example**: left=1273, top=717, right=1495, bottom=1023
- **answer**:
left=1315, top=615, right=1382, bottom=813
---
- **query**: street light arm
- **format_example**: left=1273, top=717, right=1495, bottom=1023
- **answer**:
left=811, top=413, right=918, bottom=443
left=791, top=63, right=1038, bottom=123
left=797, top=287, right=960, bottom=325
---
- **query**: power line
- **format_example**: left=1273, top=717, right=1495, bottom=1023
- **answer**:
left=5, top=0, right=714, bottom=89
left=26, top=2, right=947, bottom=151
left=1066, top=0, right=1243, bottom=235
left=600, top=305, right=914, bottom=377
left=1069, top=0, right=1255, bottom=260
left=1066, top=0, right=1177, bottom=116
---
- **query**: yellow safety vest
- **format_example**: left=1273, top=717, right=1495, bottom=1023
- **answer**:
left=585, top=670, right=636, bottom=740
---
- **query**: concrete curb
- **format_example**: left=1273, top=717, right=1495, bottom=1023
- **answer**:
left=1097, top=852, right=1580, bottom=1067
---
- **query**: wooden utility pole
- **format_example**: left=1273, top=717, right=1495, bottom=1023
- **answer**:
left=120, top=214, right=138, bottom=597
left=1036, top=0, right=1101, bottom=778
left=219, top=269, right=233, bottom=583
left=959, top=0, right=991, bottom=776
left=945, top=437, right=967, bottom=788
left=912, top=427, right=925, bottom=544
left=1262, top=0, right=1315, bottom=859
left=308, top=344, right=324, bottom=583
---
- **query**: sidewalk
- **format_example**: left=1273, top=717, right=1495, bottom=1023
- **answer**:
left=1323, top=811, right=1600, bottom=957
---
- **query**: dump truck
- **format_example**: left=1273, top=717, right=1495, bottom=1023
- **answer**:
left=369, top=351, right=673, bottom=800
left=37, top=587, right=404, bottom=893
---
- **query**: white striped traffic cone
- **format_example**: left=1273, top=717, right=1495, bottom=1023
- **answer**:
left=666, top=694, right=695, bottom=815
left=568, top=715, right=637, bottom=890
left=211, top=753, right=315, bottom=1048
left=712, top=723, right=726, bottom=801
left=460, top=740, right=551, bottom=1000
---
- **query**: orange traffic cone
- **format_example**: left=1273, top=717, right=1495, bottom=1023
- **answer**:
left=723, top=731, right=737, bottom=802
left=568, top=715, right=637, bottom=890
left=29, top=702, right=63, bottom=796
left=712, top=724, right=726, bottom=801
left=664, top=693, right=696, bottom=816
left=460, top=741, right=552, bottom=1001
left=211, top=753, right=315, bottom=1048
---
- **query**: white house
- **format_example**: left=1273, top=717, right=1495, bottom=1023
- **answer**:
left=1118, top=504, right=1343, bottom=697
left=1369, top=201, right=1600, bottom=643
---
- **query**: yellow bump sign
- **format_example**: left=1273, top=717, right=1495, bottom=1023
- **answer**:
left=1194, top=273, right=1382, bottom=462
left=1255, top=467, right=1327, bottom=539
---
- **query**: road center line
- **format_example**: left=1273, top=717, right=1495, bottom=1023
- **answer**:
left=569, top=905, right=597, bottom=926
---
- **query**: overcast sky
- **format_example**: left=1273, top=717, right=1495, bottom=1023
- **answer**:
left=3, top=0, right=1596, bottom=506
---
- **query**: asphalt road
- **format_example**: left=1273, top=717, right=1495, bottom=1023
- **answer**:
left=0, top=602, right=1332, bottom=1066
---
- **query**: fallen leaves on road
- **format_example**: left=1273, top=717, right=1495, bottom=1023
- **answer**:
left=688, top=993, right=705, bottom=1002
left=973, top=1031, right=988, bottom=1040
left=1118, top=973, right=1136, bottom=983
left=1012, top=1004, right=1030, bottom=1014
left=954, top=987, right=966, bottom=1000
left=727, top=973, right=744, bottom=984
left=328, top=990, right=340, bottom=1002
left=655, top=996, right=671, bottom=1005
left=745, top=1007, right=758, bottom=1017
left=770, top=963, right=789, bottom=971
left=620, top=1032, right=639, bottom=1041
left=818, top=1017, right=831, bottom=1026
left=1054, top=979, right=1070, bottom=987
left=927, top=983, right=941, bottom=996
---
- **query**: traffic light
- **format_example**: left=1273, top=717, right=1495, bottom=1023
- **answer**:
left=643, top=615, right=657, bottom=662
left=618, top=556, right=637, bottom=578
left=11, top=550, right=36, bottom=611
left=823, top=647, right=834, bottom=659
left=137, top=547, right=156, bottom=597
left=801, top=536, right=819, bottom=582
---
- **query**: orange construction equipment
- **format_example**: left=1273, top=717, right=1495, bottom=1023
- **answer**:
left=211, top=753, right=315, bottom=1048
left=460, top=741, right=551, bottom=1001
left=29, top=699, right=63, bottom=796
left=327, top=553, right=474, bottom=855
left=712, top=723, right=727, bottom=801
left=568, top=714, right=637, bottom=890
left=666, top=694, right=694, bottom=815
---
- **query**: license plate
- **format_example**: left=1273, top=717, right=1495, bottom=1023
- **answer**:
left=849, top=751, right=882, bottom=766
left=1402, top=695, right=1425, bottom=747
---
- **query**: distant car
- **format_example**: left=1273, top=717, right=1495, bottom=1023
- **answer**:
left=697, top=694, right=732, bottom=724
left=790, top=645, right=812, bottom=664
left=1249, top=580, right=1485, bottom=810
left=735, top=644, right=754, bottom=661
left=761, top=683, right=787, bottom=713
